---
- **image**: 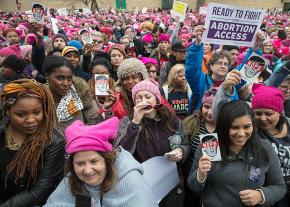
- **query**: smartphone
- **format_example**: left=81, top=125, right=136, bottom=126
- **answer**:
left=75, top=193, right=91, bottom=207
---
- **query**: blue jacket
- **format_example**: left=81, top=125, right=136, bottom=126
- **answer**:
left=185, top=43, right=259, bottom=112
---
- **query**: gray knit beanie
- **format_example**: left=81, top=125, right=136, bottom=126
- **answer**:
left=117, top=58, right=148, bottom=81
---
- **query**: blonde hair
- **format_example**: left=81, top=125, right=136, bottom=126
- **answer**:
left=167, top=64, right=188, bottom=93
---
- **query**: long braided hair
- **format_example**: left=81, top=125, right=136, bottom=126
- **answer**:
left=0, top=79, right=57, bottom=185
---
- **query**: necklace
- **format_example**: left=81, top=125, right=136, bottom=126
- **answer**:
left=5, top=125, right=23, bottom=150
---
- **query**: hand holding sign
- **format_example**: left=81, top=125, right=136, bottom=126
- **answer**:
left=222, top=70, right=242, bottom=91
left=30, top=23, right=44, bottom=39
left=198, top=155, right=211, bottom=181
left=194, top=25, right=206, bottom=45
left=253, top=30, right=266, bottom=51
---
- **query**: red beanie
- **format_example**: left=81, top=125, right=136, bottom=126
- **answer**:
left=252, top=84, right=284, bottom=113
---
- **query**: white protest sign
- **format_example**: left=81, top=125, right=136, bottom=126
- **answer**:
left=142, top=156, right=179, bottom=203
left=240, top=52, right=267, bottom=84
left=50, top=18, right=59, bottom=34
left=134, top=7, right=139, bottom=15
left=202, top=3, right=266, bottom=47
left=172, top=0, right=187, bottom=22
left=83, top=8, right=92, bottom=15
left=31, top=3, right=45, bottom=24
left=57, top=8, right=68, bottom=16
left=81, top=31, right=93, bottom=44
left=141, top=7, right=147, bottom=14
left=200, top=133, right=222, bottom=162
left=199, top=6, right=207, bottom=15
left=95, top=74, right=109, bottom=96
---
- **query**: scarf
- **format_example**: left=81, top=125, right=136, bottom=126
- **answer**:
left=56, top=84, right=84, bottom=122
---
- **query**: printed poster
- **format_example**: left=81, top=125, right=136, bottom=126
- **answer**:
left=200, top=133, right=221, bottom=161
left=172, top=0, right=187, bottom=22
left=31, top=3, right=45, bottom=24
left=202, top=3, right=266, bottom=47
left=81, top=30, right=93, bottom=44
left=95, top=74, right=109, bottom=96
left=240, top=52, right=267, bottom=83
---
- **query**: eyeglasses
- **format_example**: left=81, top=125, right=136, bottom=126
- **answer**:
left=215, top=61, right=229, bottom=67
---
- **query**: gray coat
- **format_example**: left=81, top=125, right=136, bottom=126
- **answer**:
left=187, top=139, right=286, bottom=207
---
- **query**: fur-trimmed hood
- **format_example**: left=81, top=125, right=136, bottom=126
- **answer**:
left=72, top=76, right=94, bottom=109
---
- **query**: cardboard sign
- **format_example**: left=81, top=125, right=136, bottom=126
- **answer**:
left=31, top=3, right=45, bottom=24
left=200, top=133, right=221, bottom=161
left=95, top=74, right=109, bottom=96
left=172, top=0, right=187, bottom=22
left=81, top=31, right=93, bottom=44
left=240, top=52, right=267, bottom=83
left=202, top=3, right=266, bottom=47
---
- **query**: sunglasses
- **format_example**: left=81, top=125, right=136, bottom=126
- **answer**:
left=93, top=39, right=104, bottom=44
left=144, top=104, right=163, bottom=110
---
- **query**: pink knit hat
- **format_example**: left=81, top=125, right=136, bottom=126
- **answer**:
left=252, top=84, right=284, bottom=113
left=20, top=45, right=32, bottom=59
left=132, top=79, right=161, bottom=104
left=139, top=57, right=158, bottom=65
left=25, top=33, right=38, bottom=45
left=142, top=33, right=153, bottom=43
left=0, top=44, right=21, bottom=58
left=158, top=34, right=170, bottom=43
left=65, top=117, right=120, bottom=155
left=202, top=88, right=217, bottom=104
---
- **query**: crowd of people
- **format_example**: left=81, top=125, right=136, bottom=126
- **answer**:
left=0, top=6, right=289, bottom=207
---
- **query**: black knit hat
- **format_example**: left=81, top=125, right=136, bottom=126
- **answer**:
left=2, top=55, right=26, bottom=73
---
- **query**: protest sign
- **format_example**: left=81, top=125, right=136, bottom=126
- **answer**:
left=57, top=8, right=68, bottom=16
left=81, top=30, right=93, bottom=44
left=141, top=7, right=147, bottom=14
left=95, top=74, right=109, bottom=96
left=31, top=3, right=45, bottom=24
left=0, top=35, right=8, bottom=46
left=172, top=0, right=187, bottom=22
left=240, top=52, right=267, bottom=84
left=50, top=18, right=59, bottom=35
left=199, top=6, right=207, bottom=15
left=202, top=3, right=266, bottom=47
left=200, top=133, right=221, bottom=161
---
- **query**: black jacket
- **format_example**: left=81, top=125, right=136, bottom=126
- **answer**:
left=0, top=129, right=65, bottom=207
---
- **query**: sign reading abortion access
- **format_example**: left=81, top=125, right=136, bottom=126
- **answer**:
left=202, top=3, right=266, bottom=47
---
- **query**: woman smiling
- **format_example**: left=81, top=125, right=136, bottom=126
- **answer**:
left=44, top=117, right=158, bottom=207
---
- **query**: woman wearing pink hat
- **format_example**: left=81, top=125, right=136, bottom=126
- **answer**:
left=115, top=80, right=188, bottom=162
left=115, top=79, right=189, bottom=206
left=44, top=117, right=158, bottom=207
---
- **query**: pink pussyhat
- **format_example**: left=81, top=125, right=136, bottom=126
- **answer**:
left=252, top=84, right=284, bottom=113
left=65, top=117, right=120, bottom=155
left=142, top=33, right=153, bottom=43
